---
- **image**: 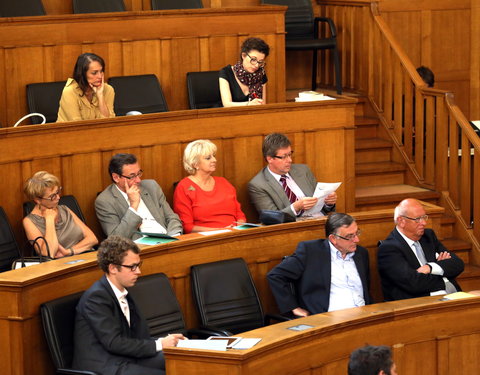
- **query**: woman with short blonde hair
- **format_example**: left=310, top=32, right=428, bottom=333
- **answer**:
left=174, top=139, right=246, bottom=233
left=23, top=171, right=98, bottom=258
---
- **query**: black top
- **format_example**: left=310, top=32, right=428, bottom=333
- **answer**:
left=219, top=65, right=268, bottom=103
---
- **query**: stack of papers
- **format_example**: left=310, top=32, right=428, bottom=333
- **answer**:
left=295, top=91, right=336, bottom=102
left=176, top=336, right=261, bottom=351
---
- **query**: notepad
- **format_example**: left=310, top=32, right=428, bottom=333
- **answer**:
left=234, top=223, right=261, bottom=230
left=135, top=237, right=177, bottom=245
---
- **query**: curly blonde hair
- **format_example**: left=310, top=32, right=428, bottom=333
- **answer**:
left=183, top=139, right=217, bottom=175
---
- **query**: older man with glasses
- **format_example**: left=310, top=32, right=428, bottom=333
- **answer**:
left=95, top=153, right=182, bottom=240
left=248, top=132, right=337, bottom=220
left=378, top=198, right=464, bottom=301
left=73, top=236, right=185, bottom=375
left=267, top=212, right=371, bottom=317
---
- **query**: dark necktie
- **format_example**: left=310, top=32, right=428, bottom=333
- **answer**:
left=280, top=175, right=298, bottom=204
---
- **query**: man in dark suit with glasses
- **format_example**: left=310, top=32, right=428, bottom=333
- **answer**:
left=378, top=198, right=464, bottom=301
left=267, top=212, right=371, bottom=317
left=73, top=236, right=185, bottom=375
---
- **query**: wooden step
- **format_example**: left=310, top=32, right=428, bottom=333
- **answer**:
left=356, top=161, right=406, bottom=187
left=442, top=238, right=471, bottom=263
left=440, top=215, right=456, bottom=239
left=355, top=184, right=440, bottom=210
left=355, top=116, right=380, bottom=139
left=356, top=138, right=392, bottom=163
left=457, top=264, right=480, bottom=292
left=356, top=138, right=392, bottom=150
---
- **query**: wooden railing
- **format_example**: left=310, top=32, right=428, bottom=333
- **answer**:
left=318, top=1, right=480, bottom=249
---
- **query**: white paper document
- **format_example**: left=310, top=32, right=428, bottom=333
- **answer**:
left=304, top=182, right=342, bottom=217
left=198, top=229, right=232, bottom=236
left=294, top=91, right=336, bottom=102
left=231, top=338, right=262, bottom=350
left=176, top=339, right=227, bottom=351
left=175, top=337, right=262, bottom=351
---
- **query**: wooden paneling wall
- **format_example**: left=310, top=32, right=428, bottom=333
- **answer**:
left=378, top=0, right=472, bottom=117
left=41, top=0, right=264, bottom=14
left=0, top=6, right=286, bottom=126
left=471, top=0, right=480, bottom=119
left=0, top=100, right=356, bottom=243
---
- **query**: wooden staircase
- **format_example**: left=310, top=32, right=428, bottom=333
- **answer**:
left=353, top=97, right=480, bottom=290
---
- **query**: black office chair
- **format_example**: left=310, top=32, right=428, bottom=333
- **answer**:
left=128, top=273, right=222, bottom=338
left=191, top=258, right=288, bottom=335
left=73, top=0, right=125, bottom=13
left=262, top=0, right=342, bottom=94
left=129, top=273, right=189, bottom=338
left=0, top=0, right=46, bottom=17
left=108, top=74, right=169, bottom=116
left=26, top=81, right=66, bottom=124
left=186, top=71, right=222, bottom=109
left=0, top=207, right=21, bottom=273
left=151, top=0, right=203, bottom=10
left=40, top=292, right=98, bottom=375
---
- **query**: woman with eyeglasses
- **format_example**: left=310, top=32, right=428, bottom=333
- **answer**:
left=57, top=52, right=115, bottom=122
left=23, top=171, right=98, bottom=258
left=219, top=37, right=270, bottom=107
left=173, top=140, right=246, bottom=233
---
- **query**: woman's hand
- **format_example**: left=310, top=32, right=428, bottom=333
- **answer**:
left=247, top=98, right=264, bottom=106
left=55, top=244, right=70, bottom=259
left=40, top=206, right=58, bottom=221
left=90, top=74, right=105, bottom=98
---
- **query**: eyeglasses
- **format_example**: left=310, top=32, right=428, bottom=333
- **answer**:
left=246, top=52, right=266, bottom=68
left=115, top=261, right=143, bottom=272
left=38, top=186, right=62, bottom=201
left=272, top=151, right=294, bottom=160
left=333, top=230, right=362, bottom=241
left=120, top=170, right=143, bottom=180
left=401, top=215, right=428, bottom=223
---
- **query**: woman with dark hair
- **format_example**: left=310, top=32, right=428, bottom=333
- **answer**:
left=219, top=37, right=270, bottom=107
left=57, top=53, right=115, bottom=122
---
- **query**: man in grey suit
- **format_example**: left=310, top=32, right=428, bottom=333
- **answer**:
left=248, top=133, right=336, bottom=218
left=96, top=153, right=183, bottom=239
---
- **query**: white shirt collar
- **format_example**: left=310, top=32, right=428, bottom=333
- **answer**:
left=115, top=184, right=131, bottom=201
left=267, top=167, right=291, bottom=182
left=396, top=226, right=417, bottom=248
left=106, top=274, right=128, bottom=300
left=328, top=240, right=355, bottom=261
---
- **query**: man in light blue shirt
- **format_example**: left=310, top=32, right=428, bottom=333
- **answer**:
left=267, top=212, right=372, bottom=317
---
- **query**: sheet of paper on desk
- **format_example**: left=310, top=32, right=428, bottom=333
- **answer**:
left=232, top=338, right=262, bottom=349
left=304, top=182, right=342, bottom=217
left=176, top=339, right=227, bottom=351
left=198, top=229, right=231, bottom=236
left=442, top=292, right=477, bottom=300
